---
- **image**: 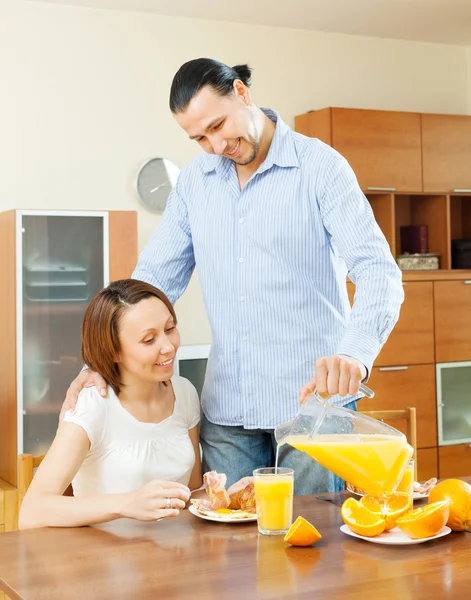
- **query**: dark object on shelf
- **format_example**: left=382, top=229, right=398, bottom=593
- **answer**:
left=400, top=225, right=428, bottom=254
left=452, top=239, right=471, bottom=269
left=396, top=253, right=440, bottom=270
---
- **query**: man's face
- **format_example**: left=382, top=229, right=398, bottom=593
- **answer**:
left=174, top=83, right=261, bottom=166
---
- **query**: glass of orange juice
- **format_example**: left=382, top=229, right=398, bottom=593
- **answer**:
left=253, top=467, right=294, bottom=535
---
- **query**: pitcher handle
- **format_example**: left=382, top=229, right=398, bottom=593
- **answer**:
left=314, top=382, right=375, bottom=403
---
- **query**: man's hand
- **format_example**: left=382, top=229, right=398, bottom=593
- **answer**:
left=299, top=354, right=367, bottom=403
left=59, top=369, right=108, bottom=422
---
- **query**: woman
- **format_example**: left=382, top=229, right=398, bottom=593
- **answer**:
left=20, top=279, right=208, bottom=528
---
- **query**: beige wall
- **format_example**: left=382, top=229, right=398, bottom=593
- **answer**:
left=2, top=1, right=470, bottom=343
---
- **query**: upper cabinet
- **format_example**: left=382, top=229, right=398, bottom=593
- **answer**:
left=421, top=114, right=471, bottom=193
left=295, top=108, right=423, bottom=192
left=295, top=108, right=471, bottom=194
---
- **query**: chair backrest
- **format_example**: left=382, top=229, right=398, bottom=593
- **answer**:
left=17, top=454, right=45, bottom=509
left=359, top=407, right=418, bottom=479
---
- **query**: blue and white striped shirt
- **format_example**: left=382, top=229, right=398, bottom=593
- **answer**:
left=133, top=108, right=404, bottom=429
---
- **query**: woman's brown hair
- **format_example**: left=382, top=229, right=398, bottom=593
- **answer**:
left=81, top=279, right=177, bottom=395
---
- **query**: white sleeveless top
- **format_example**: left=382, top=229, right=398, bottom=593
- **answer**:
left=63, top=376, right=201, bottom=496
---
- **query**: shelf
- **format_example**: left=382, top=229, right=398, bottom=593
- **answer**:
left=401, top=270, right=471, bottom=282
left=450, top=195, right=471, bottom=241
left=23, top=402, right=63, bottom=416
left=23, top=302, right=89, bottom=316
left=394, top=194, right=450, bottom=269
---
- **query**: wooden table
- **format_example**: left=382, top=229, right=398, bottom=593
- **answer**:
left=1, top=489, right=471, bottom=600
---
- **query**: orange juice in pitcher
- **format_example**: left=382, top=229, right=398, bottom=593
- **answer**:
left=284, top=433, right=412, bottom=496
left=275, top=388, right=412, bottom=496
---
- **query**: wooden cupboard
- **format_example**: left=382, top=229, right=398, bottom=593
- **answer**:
left=364, top=365, right=437, bottom=449
left=0, top=210, right=138, bottom=488
left=296, top=108, right=471, bottom=273
left=416, top=448, right=439, bottom=482
left=347, top=281, right=434, bottom=367
left=434, top=280, right=471, bottom=362
left=348, top=271, right=471, bottom=481
left=295, top=108, right=423, bottom=192
left=421, top=114, right=471, bottom=193
left=297, top=106, right=471, bottom=480
left=295, top=107, right=471, bottom=194
left=439, top=444, right=471, bottom=479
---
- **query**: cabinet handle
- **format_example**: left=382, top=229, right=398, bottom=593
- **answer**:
left=379, top=366, right=409, bottom=371
left=453, top=189, right=471, bottom=193
left=367, top=186, right=396, bottom=192
left=464, top=281, right=471, bottom=285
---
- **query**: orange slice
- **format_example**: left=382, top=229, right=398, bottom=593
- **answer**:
left=396, top=500, right=450, bottom=539
left=283, top=516, right=322, bottom=547
left=360, top=492, right=412, bottom=530
left=341, top=497, right=386, bottom=537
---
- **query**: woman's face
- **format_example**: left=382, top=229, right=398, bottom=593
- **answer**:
left=116, top=296, right=180, bottom=383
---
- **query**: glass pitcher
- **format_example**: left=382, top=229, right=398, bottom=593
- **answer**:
left=275, top=386, right=413, bottom=496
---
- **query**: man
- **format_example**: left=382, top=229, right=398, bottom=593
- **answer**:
left=64, top=58, right=404, bottom=494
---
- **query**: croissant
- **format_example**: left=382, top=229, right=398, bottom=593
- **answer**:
left=229, top=482, right=256, bottom=513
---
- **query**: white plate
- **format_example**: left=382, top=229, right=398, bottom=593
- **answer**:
left=346, top=485, right=428, bottom=501
left=340, top=524, right=451, bottom=545
left=188, top=504, right=257, bottom=523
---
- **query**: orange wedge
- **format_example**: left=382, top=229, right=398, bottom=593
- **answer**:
left=283, top=516, right=322, bottom=547
left=341, top=497, right=386, bottom=537
left=360, top=492, right=412, bottom=530
left=396, top=500, right=450, bottom=539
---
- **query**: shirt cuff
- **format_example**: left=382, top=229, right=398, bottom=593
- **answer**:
left=337, top=328, right=381, bottom=377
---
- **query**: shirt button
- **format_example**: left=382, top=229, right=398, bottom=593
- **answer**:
left=239, top=218, right=245, bottom=224
left=242, top=335, right=247, bottom=341
left=239, top=257, right=244, bottom=263
left=240, top=296, right=245, bottom=302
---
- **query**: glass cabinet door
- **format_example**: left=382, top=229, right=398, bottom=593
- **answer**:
left=19, top=213, right=107, bottom=454
left=437, top=361, right=471, bottom=445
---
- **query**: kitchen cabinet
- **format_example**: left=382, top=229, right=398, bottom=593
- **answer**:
left=434, top=281, right=471, bottom=362
left=0, top=210, right=137, bottom=487
left=295, top=107, right=423, bottom=191
left=422, top=114, right=471, bottom=193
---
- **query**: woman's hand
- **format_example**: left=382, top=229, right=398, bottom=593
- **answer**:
left=59, top=369, right=108, bottom=421
left=299, top=354, right=366, bottom=403
left=120, top=480, right=191, bottom=522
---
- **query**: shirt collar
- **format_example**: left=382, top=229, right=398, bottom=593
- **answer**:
left=200, top=107, right=300, bottom=176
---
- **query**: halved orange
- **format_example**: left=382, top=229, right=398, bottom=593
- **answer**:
left=283, top=516, right=322, bottom=546
left=396, top=500, right=450, bottom=539
left=360, top=492, right=412, bottom=530
left=341, top=497, right=386, bottom=537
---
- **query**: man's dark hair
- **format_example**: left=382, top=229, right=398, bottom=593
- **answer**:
left=169, top=58, right=252, bottom=113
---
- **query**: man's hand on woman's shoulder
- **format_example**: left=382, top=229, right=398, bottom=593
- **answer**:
left=59, top=369, right=108, bottom=422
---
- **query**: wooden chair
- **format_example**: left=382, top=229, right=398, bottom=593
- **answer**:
left=16, top=453, right=74, bottom=524
left=359, top=407, right=418, bottom=480
left=17, top=454, right=46, bottom=512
